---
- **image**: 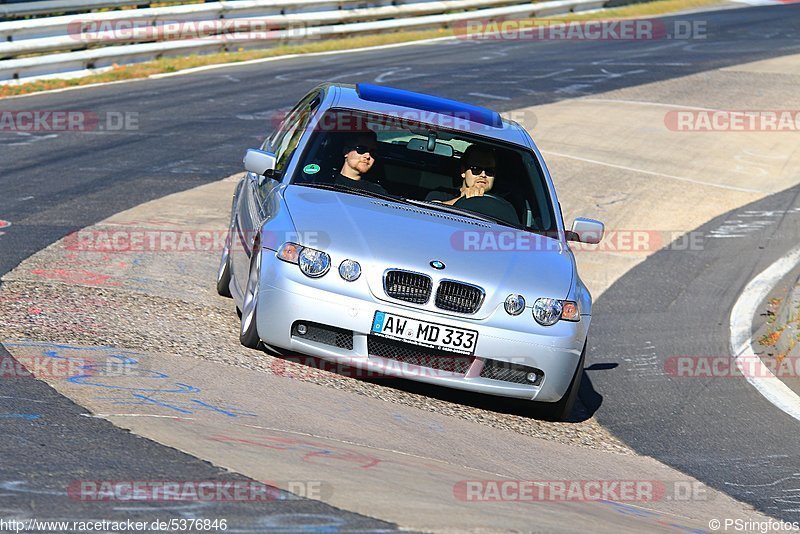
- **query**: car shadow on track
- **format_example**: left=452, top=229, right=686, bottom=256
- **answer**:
left=264, top=347, right=616, bottom=423
left=579, top=363, right=617, bottom=420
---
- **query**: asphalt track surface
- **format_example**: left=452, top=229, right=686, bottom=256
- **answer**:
left=587, top=185, right=800, bottom=523
left=1, top=2, right=800, bottom=526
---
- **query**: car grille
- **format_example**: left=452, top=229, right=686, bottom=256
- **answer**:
left=384, top=270, right=432, bottom=304
left=435, top=280, right=484, bottom=314
left=291, top=322, right=353, bottom=350
left=480, top=359, right=543, bottom=386
left=367, top=335, right=473, bottom=375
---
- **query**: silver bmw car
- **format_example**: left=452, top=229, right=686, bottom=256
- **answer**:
left=217, top=83, right=603, bottom=420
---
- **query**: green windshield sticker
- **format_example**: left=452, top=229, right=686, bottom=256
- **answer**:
left=303, top=164, right=321, bottom=175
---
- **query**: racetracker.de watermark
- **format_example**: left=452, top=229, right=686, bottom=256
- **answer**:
left=0, top=355, right=135, bottom=379
left=63, top=229, right=326, bottom=253
left=68, top=480, right=330, bottom=501
left=664, top=110, right=800, bottom=131
left=266, top=108, right=539, bottom=133
left=453, top=18, right=707, bottom=41
left=665, top=356, right=800, bottom=378
left=453, top=479, right=709, bottom=502
left=0, top=111, right=139, bottom=132
left=450, top=230, right=705, bottom=253
left=67, top=18, right=320, bottom=42
left=271, top=355, right=479, bottom=380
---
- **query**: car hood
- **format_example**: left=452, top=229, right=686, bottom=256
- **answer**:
left=283, top=186, right=574, bottom=314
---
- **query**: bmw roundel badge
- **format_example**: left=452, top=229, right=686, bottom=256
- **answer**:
left=430, top=260, right=445, bottom=270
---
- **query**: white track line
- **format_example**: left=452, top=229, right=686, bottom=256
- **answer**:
left=577, top=98, right=722, bottom=112
left=541, top=150, right=765, bottom=194
left=467, top=92, right=510, bottom=100
left=729, top=244, right=800, bottom=422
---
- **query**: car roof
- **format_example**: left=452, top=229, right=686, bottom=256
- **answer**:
left=323, top=83, right=533, bottom=149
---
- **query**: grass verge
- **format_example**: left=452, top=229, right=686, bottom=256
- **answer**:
left=1, top=0, right=724, bottom=98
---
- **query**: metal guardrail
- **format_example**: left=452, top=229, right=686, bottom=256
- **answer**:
left=0, top=0, right=538, bottom=52
left=0, top=0, right=191, bottom=19
left=1, top=0, right=411, bottom=41
left=0, top=0, right=608, bottom=82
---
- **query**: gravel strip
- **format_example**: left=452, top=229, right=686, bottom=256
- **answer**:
left=0, top=179, right=633, bottom=456
left=0, top=276, right=631, bottom=455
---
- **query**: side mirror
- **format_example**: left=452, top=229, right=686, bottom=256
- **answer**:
left=243, top=149, right=277, bottom=176
left=567, top=217, right=604, bottom=244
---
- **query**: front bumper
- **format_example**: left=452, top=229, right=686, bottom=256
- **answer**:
left=256, top=255, right=587, bottom=402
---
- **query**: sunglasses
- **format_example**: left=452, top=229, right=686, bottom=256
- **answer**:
left=467, top=165, right=495, bottom=177
left=350, top=145, right=378, bottom=156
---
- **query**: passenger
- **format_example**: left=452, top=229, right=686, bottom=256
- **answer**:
left=333, top=132, right=387, bottom=195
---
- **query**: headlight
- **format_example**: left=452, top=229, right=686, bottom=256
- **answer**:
left=339, top=259, right=361, bottom=281
left=532, top=298, right=580, bottom=325
left=504, top=294, right=526, bottom=316
left=298, top=247, right=330, bottom=278
left=532, top=298, right=563, bottom=326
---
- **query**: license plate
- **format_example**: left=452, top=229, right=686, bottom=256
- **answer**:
left=371, top=311, right=478, bottom=355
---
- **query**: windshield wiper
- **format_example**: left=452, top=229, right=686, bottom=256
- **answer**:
left=403, top=198, right=502, bottom=224
left=404, top=198, right=548, bottom=235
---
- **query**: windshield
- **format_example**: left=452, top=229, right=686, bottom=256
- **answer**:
left=290, top=108, right=558, bottom=234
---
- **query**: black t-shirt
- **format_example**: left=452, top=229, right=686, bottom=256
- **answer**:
left=424, top=190, right=456, bottom=203
left=333, top=172, right=388, bottom=195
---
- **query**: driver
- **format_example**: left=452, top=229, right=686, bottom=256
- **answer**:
left=438, top=144, right=498, bottom=205
left=426, top=144, right=520, bottom=225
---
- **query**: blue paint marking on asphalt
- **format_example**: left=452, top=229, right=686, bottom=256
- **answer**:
left=3, top=341, right=141, bottom=357
left=190, top=399, right=257, bottom=418
left=599, top=501, right=704, bottom=534
left=128, top=394, right=193, bottom=414
left=4, top=341, right=255, bottom=418
left=67, top=374, right=200, bottom=393
left=110, top=396, right=256, bottom=417
left=600, top=500, right=655, bottom=518
left=41, top=349, right=139, bottom=367
left=0, top=413, right=41, bottom=420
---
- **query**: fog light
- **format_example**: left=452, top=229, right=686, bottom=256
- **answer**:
left=339, top=259, right=361, bottom=281
left=297, top=324, right=307, bottom=335
left=504, top=294, right=526, bottom=316
left=526, top=372, right=538, bottom=383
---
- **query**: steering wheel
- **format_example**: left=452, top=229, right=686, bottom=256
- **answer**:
left=454, top=193, right=505, bottom=206
left=453, top=194, right=520, bottom=225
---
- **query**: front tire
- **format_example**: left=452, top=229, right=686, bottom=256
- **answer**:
left=541, top=342, right=586, bottom=422
left=239, top=247, right=261, bottom=349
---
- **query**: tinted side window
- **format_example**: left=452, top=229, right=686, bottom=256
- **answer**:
left=272, top=93, right=320, bottom=176
left=522, top=152, right=555, bottom=232
left=266, top=96, right=307, bottom=149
